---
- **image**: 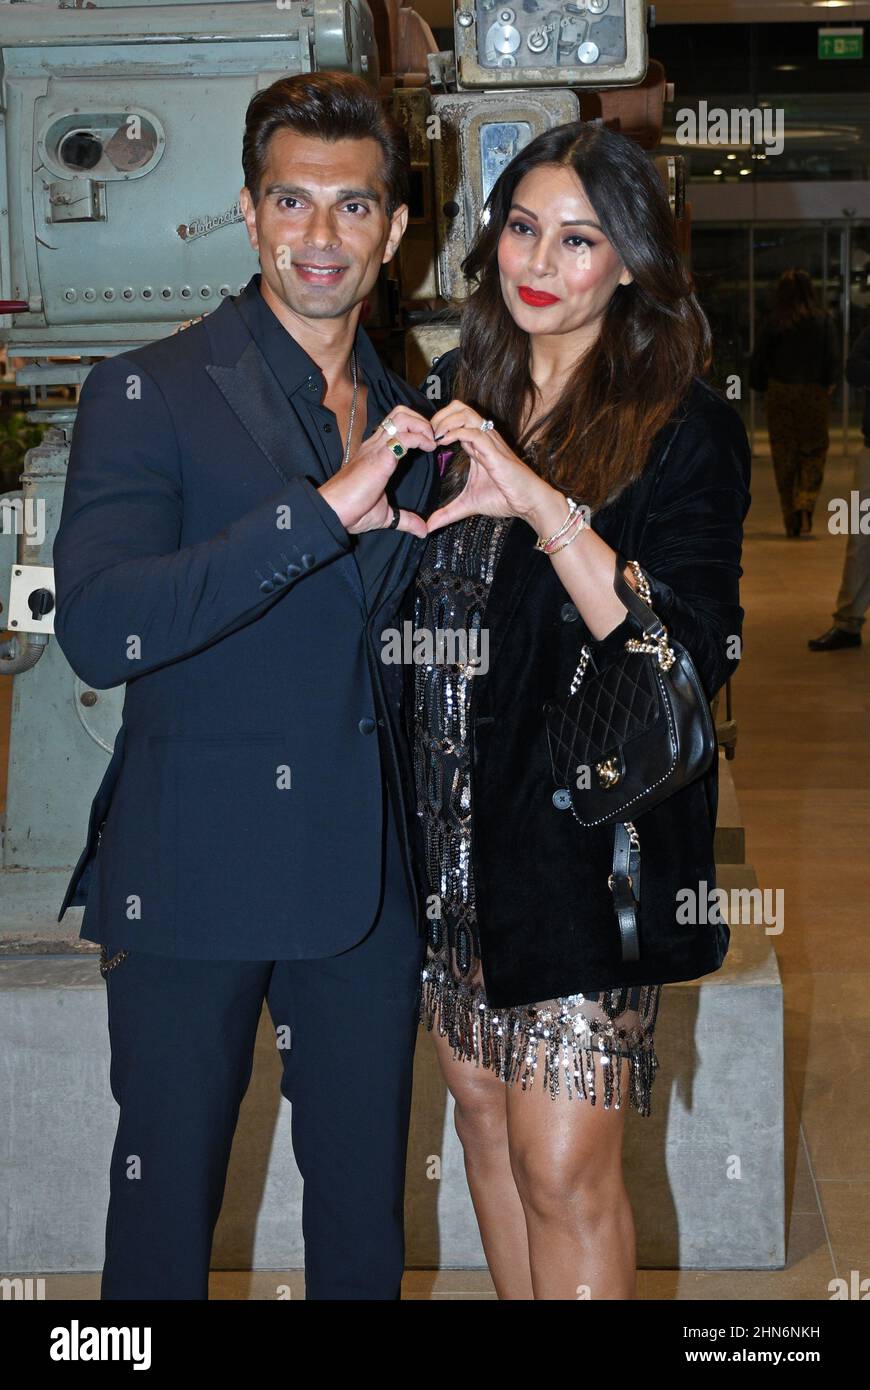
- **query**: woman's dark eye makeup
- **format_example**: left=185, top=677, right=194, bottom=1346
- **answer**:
left=507, top=219, right=594, bottom=249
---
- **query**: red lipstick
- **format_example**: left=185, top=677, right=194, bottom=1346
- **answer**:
left=518, top=285, right=560, bottom=307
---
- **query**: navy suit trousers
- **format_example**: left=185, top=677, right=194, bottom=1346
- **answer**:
left=99, top=789, right=425, bottom=1300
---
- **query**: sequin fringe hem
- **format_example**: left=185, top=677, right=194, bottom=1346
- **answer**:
left=420, top=960, right=660, bottom=1118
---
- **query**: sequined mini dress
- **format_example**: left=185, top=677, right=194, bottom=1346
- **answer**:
left=412, top=513, right=662, bottom=1116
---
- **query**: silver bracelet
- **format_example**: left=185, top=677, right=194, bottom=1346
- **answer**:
left=534, top=497, right=582, bottom=553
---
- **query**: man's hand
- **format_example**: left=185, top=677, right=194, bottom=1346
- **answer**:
left=318, top=405, right=436, bottom=537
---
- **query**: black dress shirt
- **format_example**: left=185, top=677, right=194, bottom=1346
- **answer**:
left=236, top=273, right=413, bottom=606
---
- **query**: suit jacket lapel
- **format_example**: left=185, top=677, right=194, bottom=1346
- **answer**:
left=203, top=301, right=365, bottom=614
left=205, top=339, right=327, bottom=488
left=202, top=295, right=438, bottom=622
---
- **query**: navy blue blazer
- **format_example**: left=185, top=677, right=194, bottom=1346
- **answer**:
left=53, top=289, right=438, bottom=959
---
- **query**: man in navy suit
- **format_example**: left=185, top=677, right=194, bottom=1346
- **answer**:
left=53, top=71, right=439, bottom=1300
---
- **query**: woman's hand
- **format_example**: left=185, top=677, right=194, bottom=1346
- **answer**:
left=426, top=399, right=564, bottom=533
left=318, top=404, right=435, bottom=537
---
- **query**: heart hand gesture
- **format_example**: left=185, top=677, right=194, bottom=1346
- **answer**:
left=426, top=400, right=557, bottom=532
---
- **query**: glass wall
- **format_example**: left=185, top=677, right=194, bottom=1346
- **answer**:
left=691, top=219, right=869, bottom=448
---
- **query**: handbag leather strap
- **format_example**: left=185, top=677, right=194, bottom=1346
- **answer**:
left=613, top=550, right=666, bottom=640
left=610, top=822, right=641, bottom=963
left=608, top=554, right=649, bottom=963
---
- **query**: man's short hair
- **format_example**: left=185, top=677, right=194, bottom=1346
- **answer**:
left=242, top=71, right=410, bottom=218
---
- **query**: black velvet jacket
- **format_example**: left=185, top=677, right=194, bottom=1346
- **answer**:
left=404, top=349, right=752, bottom=1007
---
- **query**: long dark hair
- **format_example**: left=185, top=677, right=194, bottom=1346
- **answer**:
left=441, top=121, right=712, bottom=513
left=767, top=268, right=824, bottom=333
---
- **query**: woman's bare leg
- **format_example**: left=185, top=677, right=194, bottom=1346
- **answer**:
left=506, top=1053, right=637, bottom=1300
left=428, top=1024, right=534, bottom=1299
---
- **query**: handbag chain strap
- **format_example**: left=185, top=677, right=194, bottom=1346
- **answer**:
left=627, top=558, right=652, bottom=605
left=621, top=559, right=677, bottom=671
left=567, top=559, right=675, bottom=695
left=569, top=644, right=593, bottom=696
left=625, top=632, right=677, bottom=671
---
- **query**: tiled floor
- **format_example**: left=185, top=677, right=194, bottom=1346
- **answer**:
left=1, top=425, right=867, bottom=1300
left=722, top=431, right=869, bottom=1301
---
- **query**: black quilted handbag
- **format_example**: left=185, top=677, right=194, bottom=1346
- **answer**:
left=544, top=551, right=716, bottom=963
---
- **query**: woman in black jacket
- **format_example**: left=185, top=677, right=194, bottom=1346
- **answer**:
left=406, top=120, right=751, bottom=1300
left=749, top=268, right=840, bottom=537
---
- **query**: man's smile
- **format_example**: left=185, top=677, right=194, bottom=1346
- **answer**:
left=293, top=262, right=348, bottom=284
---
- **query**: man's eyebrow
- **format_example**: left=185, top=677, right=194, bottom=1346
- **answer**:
left=510, top=202, right=601, bottom=230
left=265, top=182, right=382, bottom=204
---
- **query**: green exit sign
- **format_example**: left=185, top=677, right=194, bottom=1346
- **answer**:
left=819, top=28, right=864, bottom=60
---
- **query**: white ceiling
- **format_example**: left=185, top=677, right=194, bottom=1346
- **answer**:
left=654, top=1, right=870, bottom=22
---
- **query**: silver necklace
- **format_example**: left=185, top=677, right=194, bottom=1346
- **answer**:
left=343, top=348, right=358, bottom=467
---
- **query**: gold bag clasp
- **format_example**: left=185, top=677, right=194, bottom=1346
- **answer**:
left=596, top=757, right=621, bottom=789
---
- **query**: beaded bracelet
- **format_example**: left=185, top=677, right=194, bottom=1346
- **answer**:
left=534, top=496, right=589, bottom=554
left=545, top=509, right=588, bottom=554
left=533, top=496, right=578, bottom=552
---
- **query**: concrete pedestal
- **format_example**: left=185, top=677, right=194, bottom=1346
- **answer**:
left=0, top=864, right=783, bottom=1275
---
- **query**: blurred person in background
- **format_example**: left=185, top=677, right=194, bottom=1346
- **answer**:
left=808, top=324, right=870, bottom=651
left=750, top=268, right=840, bottom=538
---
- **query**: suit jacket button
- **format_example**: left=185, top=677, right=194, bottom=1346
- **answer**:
left=561, top=603, right=579, bottom=622
left=259, top=580, right=275, bottom=594
left=358, top=717, right=376, bottom=734
left=301, top=553, right=316, bottom=569
left=286, top=563, right=302, bottom=578
left=553, top=788, right=573, bottom=810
